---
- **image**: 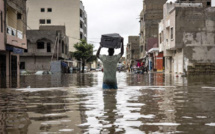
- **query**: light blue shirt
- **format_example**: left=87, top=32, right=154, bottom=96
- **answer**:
left=99, top=54, right=121, bottom=85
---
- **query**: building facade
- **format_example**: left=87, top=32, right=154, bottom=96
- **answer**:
left=139, top=0, right=167, bottom=59
left=0, top=0, right=27, bottom=88
left=175, top=0, right=211, bottom=7
left=20, top=26, right=69, bottom=72
left=159, top=2, right=215, bottom=75
left=126, top=36, right=140, bottom=67
left=26, top=0, right=87, bottom=52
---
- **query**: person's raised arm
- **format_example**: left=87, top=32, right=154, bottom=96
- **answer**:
left=96, top=46, right=102, bottom=58
left=120, top=38, right=124, bottom=57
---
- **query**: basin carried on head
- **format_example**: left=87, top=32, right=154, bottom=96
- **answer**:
left=100, top=33, right=122, bottom=49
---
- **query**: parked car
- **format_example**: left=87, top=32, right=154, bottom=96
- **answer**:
left=20, top=70, right=29, bottom=75
left=35, top=71, right=52, bottom=75
left=96, top=68, right=102, bottom=71
left=90, top=68, right=96, bottom=71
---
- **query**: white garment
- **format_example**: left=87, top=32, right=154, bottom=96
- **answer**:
left=99, top=54, right=121, bottom=85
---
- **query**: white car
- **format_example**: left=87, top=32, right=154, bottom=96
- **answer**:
left=35, top=71, right=52, bottom=75
left=96, top=68, right=102, bottom=71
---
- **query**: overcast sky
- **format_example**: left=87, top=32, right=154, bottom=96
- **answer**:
left=82, top=0, right=215, bottom=54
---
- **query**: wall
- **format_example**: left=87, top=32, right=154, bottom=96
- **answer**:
left=156, top=52, right=163, bottom=72
left=128, top=36, right=140, bottom=60
left=0, top=0, right=5, bottom=51
left=175, top=0, right=212, bottom=8
left=27, top=0, right=86, bottom=52
left=176, top=7, right=215, bottom=64
left=173, top=49, right=183, bottom=74
left=21, top=56, right=51, bottom=72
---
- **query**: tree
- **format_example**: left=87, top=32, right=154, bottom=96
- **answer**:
left=71, top=40, right=95, bottom=73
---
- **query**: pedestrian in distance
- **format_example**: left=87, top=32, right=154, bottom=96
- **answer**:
left=96, top=38, right=124, bottom=89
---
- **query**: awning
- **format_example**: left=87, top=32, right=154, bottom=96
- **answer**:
left=6, top=45, right=24, bottom=54
left=148, top=48, right=159, bottom=53
left=61, top=61, right=68, bottom=67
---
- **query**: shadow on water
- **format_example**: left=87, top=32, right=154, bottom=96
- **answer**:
left=0, top=72, right=215, bottom=133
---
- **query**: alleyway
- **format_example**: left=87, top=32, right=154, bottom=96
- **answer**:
left=1, top=72, right=215, bottom=133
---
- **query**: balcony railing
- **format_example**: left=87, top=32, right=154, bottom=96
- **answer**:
left=7, top=26, right=23, bottom=39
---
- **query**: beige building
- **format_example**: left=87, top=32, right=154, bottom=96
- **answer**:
left=126, top=36, right=140, bottom=67
left=159, top=2, right=215, bottom=75
left=20, top=26, right=69, bottom=72
left=139, top=0, right=167, bottom=59
left=27, top=0, right=87, bottom=52
left=0, top=0, right=27, bottom=88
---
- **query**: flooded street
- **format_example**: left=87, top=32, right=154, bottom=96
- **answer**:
left=1, top=72, right=215, bottom=134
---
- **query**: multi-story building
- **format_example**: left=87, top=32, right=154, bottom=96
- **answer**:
left=0, top=0, right=27, bottom=88
left=126, top=36, right=140, bottom=67
left=20, top=26, right=69, bottom=72
left=139, top=0, right=167, bottom=59
left=26, top=0, right=87, bottom=52
left=159, top=2, right=215, bottom=75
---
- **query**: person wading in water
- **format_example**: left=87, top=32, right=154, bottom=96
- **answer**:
left=96, top=38, right=124, bottom=89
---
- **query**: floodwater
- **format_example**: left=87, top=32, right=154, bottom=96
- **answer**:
left=1, top=72, right=215, bottom=134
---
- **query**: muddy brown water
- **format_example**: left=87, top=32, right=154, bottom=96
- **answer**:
left=1, top=72, right=215, bottom=134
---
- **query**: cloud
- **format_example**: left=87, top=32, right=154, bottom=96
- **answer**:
left=82, top=0, right=142, bottom=54
left=82, top=0, right=215, bottom=55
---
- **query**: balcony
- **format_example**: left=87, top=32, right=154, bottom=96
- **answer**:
left=80, top=28, right=84, bottom=33
left=80, top=17, right=84, bottom=23
left=7, top=26, right=27, bottom=49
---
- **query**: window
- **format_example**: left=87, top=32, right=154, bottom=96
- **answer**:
left=39, top=19, right=45, bottom=24
left=1, top=11, right=3, bottom=33
left=62, top=42, right=64, bottom=53
left=65, top=45, right=68, bottom=55
left=171, top=27, right=174, bottom=40
left=47, top=19, right=51, bottom=24
left=80, top=33, right=83, bottom=39
left=80, top=9, right=82, bottom=17
left=47, top=8, right=52, bottom=12
left=24, top=49, right=28, bottom=53
left=20, top=62, right=25, bottom=70
left=41, top=8, right=45, bottom=12
left=17, top=13, right=22, bottom=19
left=140, top=46, right=143, bottom=52
left=207, top=2, right=211, bottom=6
left=47, top=42, right=51, bottom=52
left=37, top=42, right=44, bottom=49
left=80, top=21, right=83, bottom=28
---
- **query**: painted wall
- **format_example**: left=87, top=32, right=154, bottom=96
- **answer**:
left=156, top=52, right=163, bottom=72
left=6, top=0, right=27, bottom=49
left=0, top=0, right=5, bottom=51
left=176, top=7, right=215, bottom=64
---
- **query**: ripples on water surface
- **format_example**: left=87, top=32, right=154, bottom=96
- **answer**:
left=1, top=72, right=215, bottom=134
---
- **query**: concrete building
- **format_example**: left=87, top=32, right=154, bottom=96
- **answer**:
left=20, top=26, right=69, bottom=72
left=0, top=0, right=27, bottom=88
left=26, top=0, right=87, bottom=52
left=175, top=0, right=211, bottom=7
left=139, top=0, right=167, bottom=59
left=159, top=2, right=215, bottom=75
left=126, top=36, right=140, bottom=67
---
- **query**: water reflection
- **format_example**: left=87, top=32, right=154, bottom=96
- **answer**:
left=101, top=89, right=118, bottom=133
left=0, top=72, right=215, bottom=133
left=0, top=89, right=31, bottom=133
